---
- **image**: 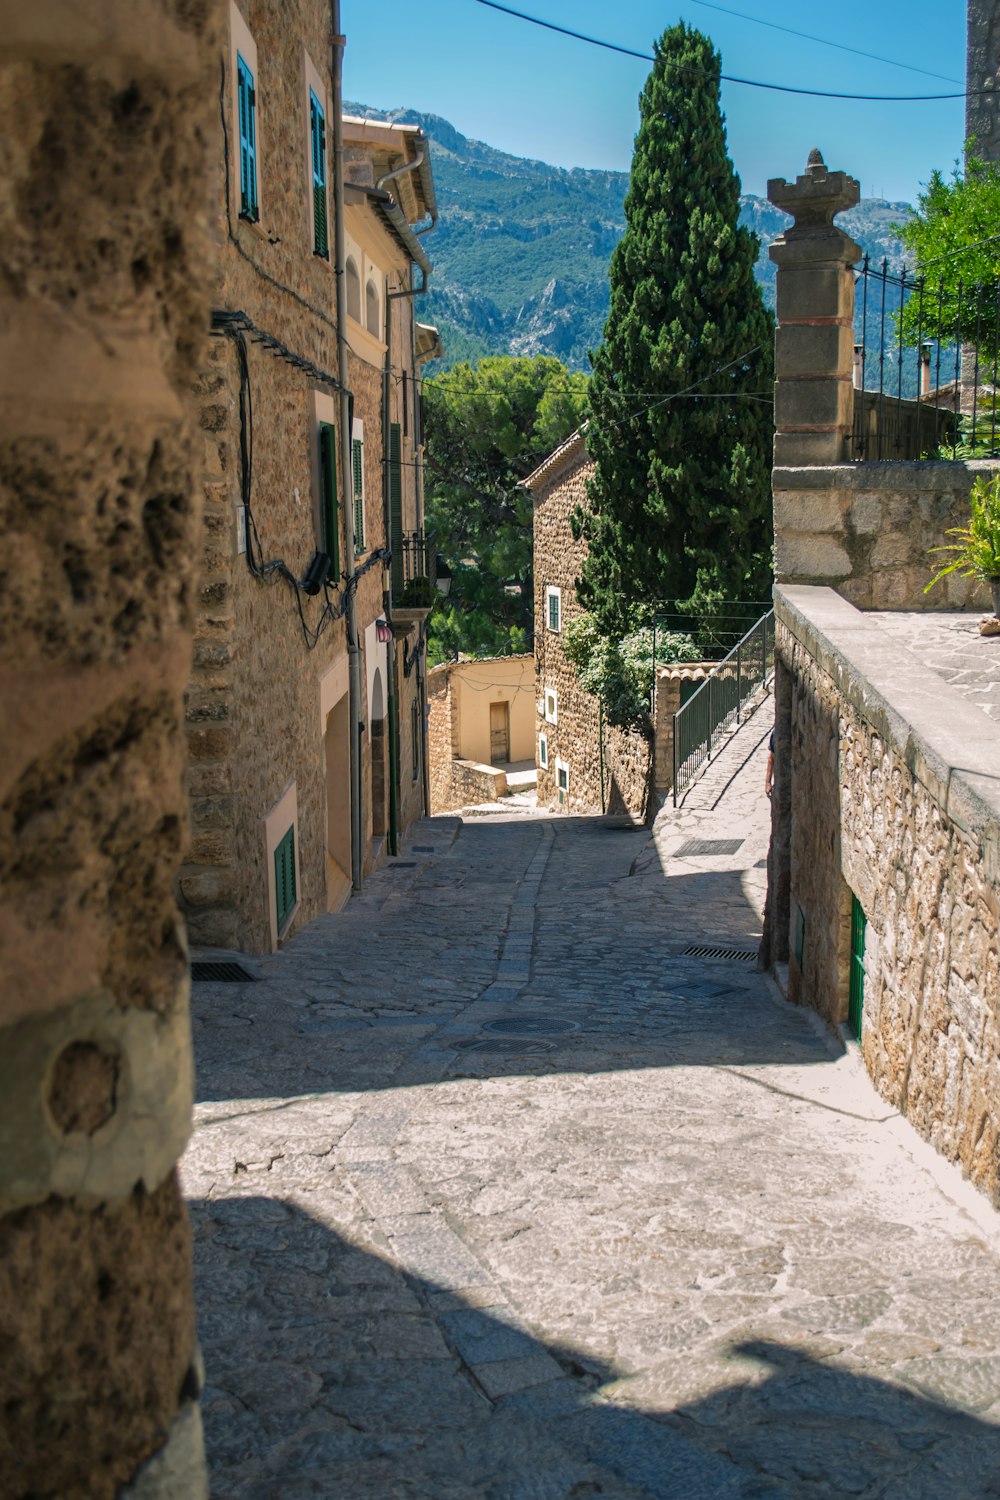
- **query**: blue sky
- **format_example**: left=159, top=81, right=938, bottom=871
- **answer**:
left=342, top=0, right=968, bottom=205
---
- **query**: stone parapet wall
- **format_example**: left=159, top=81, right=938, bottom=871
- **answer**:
left=652, top=664, right=713, bottom=792
left=774, top=461, right=997, bottom=611
left=775, top=586, right=1000, bottom=1202
left=451, top=760, right=508, bottom=806
left=0, top=0, right=217, bottom=1490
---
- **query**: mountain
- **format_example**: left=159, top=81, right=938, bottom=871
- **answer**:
left=347, top=103, right=915, bottom=372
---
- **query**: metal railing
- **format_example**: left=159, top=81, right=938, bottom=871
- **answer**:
left=852, top=256, right=1000, bottom=461
left=391, top=528, right=437, bottom=608
left=672, top=610, right=774, bottom=805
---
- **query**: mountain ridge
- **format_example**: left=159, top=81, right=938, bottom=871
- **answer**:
left=346, top=102, right=915, bottom=371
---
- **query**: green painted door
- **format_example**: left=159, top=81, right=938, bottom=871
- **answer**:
left=848, top=894, right=866, bottom=1041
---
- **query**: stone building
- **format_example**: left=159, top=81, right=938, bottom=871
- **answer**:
left=763, top=151, right=1000, bottom=1204
left=426, top=655, right=535, bottom=811
left=0, top=0, right=219, bottom=1493
left=181, top=5, right=439, bottom=955
left=526, top=431, right=653, bottom=819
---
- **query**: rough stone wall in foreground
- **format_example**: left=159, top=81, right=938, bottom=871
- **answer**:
left=533, top=445, right=650, bottom=819
left=781, top=620, right=1000, bottom=1203
left=774, top=461, right=996, bottom=611
left=0, top=1, right=218, bottom=1492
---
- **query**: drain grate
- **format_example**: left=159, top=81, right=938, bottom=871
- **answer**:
left=675, top=838, right=744, bottom=858
left=456, top=1038, right=554, bottom=1055
left=411, top=845, right=435, bottom=853
left=483, top=1017, right=579, bottom=1037
left=388, top=861, right=417, bottom=869
left=683, top=944, right=758, bottom=963
left=191, top=961, right=258, bottom=983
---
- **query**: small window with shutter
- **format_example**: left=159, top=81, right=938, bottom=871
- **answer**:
left=351, top=421, right=365, bottom=552
left=309, top=89, right=328, bottom=258
left=274, top=825, right=297, bottom=932
left=236, top=53, right=259, bottom=222
left=318, top=421, right=339, bottom=581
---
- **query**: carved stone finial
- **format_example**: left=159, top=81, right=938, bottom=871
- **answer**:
left=766, top=151, right=860, bottom=235
left=807, top=148, right=825, bottom=173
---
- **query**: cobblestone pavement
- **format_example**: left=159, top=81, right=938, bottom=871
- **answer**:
left=183, top=700, right=1000, bottom=1499
left=871, top=611, right=1000, bottom=722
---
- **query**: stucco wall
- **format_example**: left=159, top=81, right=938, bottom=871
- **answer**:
left=777, top=587, right=1000, bottom=1204
left=0, top=1, right=218, bottom=1491
left=774, top=461, right=997, bottom=611
left=532, top=441, right=651, bottom=819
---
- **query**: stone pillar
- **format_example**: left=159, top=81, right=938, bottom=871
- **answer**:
left=0, top=2, right=218, bottom=1495
left=767, top=150, right=862, bottom=467
left=967, top=0, right=1000, bottom=162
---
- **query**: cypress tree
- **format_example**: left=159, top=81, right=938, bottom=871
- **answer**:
left=577, top=23, right=774, bottom=637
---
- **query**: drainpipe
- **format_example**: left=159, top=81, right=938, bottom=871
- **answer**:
left=383, top=285, right=400, bottom=856
left=331, top=0, right=364, bottom=891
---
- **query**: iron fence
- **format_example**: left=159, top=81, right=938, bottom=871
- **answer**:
left=392, top=528, right=437, bottom=607
left=651, top=601, right=772, bottom=664
left=852, top=256, right=1000, bottom=461
left=672, top=609, right=774, bottom=805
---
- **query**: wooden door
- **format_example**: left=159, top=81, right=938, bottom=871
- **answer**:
left=489, top=701, right=510, bottom=765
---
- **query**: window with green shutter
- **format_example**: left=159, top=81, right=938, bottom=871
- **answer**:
left=318, top=422, right=339, bottom=581
left=389, top=422, right=403, bottom=594
left=274, top=825, right=296, bottom=931
left=411, top=698, right=420, bottom=781
left=848, top=893, right=866, bottom=1041
left=352, top=435, right=365, bottom=551
left=236, top=53, right=259, bottom=222
left=309, top=89, right=328, bottom=258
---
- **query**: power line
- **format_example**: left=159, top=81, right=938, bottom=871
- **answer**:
left=473, top=1, right=971, bottom=102
left=683, top=0, right=960, bottom=86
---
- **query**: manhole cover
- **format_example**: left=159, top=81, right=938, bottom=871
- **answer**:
left=191, top=961, right=258, bottom=983
left=683, top=944, right=758, bottom=963
left=457, top=1038, right=554, bottom=1055
left=675, top=838, right=744, bottom=857
left=483, top=1017, right=579, bottom=1036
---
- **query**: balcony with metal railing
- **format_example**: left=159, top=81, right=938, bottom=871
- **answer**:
left=391, top=529, right=438, bottom=624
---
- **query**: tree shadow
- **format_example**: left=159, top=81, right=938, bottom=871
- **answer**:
left=192, top=816, right=839, bottom=1106
left=192, top=1194, right=1000, bottom=1500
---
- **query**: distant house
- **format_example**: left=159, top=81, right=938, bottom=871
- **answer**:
left=426, top=655, right=535, bottom=811
left=180, top=2, right=440, bottom=954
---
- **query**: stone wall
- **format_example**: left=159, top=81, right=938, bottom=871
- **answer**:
left=776, top=586, right=1000, bottom=1204
left=774, top=460, right=997, bottom=611
left=0, top=1, right=218, bottom=1492
left=531, top=437, right=651, bottom=820
left=652, top=664, right=712, bottom=793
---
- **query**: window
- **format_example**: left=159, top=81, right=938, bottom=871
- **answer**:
left=318, top=421, right=339, bottom=581
left=545, top=585, right=562, bottom=633
left=555, top=758, right=569, bottom=805
left=351, top=419, right=365, bottom=552
left=388, top=422, right=402, bottom=594
left=236, top=52, right=259, bottom=221
left=538, top=733, right=548, bottom=769
left=411, top=699, right=420, bottom=781
left=346, top=257, right=361, bottom=321
left=366, top=278, right=381, bottom=339
left=309, top=88, right=328, bottom=257
left=848, top=894, right=866, bottom=1041
left=544, top=686, right=558, bottom=725
left=274, top=825, right=297, bottom=931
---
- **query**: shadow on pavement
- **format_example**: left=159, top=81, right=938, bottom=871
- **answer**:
left=192, top=815, right=841, bottom=1105
left=193, top=1195, right=1000, bottom=1500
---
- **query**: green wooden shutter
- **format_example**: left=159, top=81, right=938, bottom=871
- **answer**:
left=848, top=894, right=866, bottom=1041
left=389, top=422, right=403, bottom=595
left=352, top=436, right=365, bottom=551
left=236, top=54, right=258, bottom=221
left=319, top=422, right=339, bottom=581
left=309, top=90, right=328, bottom=258
left=274, top=825, right=296, bottom=931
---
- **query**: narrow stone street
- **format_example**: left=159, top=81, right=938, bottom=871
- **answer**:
left=183, top=703, right=1000, bottom=1499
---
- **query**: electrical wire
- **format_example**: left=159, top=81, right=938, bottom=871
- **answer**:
left=473, top=1, right=972, bottom=102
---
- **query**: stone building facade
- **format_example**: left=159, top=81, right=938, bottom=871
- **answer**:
left=0, top=1, right=219, bottom=1492
left=527, top=433, right=652, bottom=820
left=426, top=655, right=535, bottom=812
left=180, top=8, right=439, bottom=955
left=764, top=150, right=1000, bottom=1204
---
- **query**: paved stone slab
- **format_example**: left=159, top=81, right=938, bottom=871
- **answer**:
left=183, top=714, right=1000, bottom=1498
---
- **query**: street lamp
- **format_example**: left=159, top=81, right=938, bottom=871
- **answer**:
left=435, top=556, right=452, bottom=598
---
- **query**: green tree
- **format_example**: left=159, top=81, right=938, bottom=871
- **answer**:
left=577, top=23, right=773, bottom=638
left=895, top=151, right=1000, bottom=360
left=423, top=355, right=588, bottom=663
